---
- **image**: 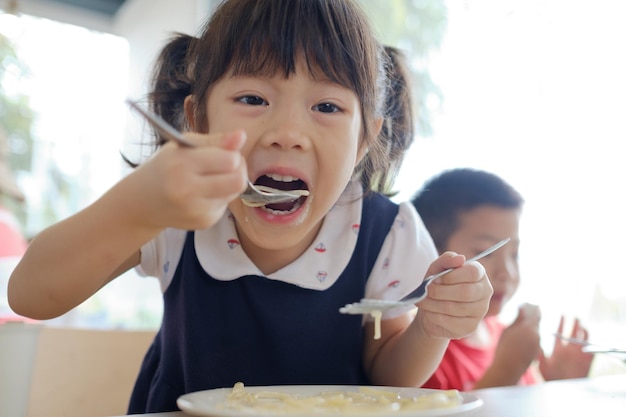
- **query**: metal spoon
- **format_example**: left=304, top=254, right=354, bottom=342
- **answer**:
left=126, top=99, right=307, bottom=206
left=339, top=237, right=510, bottom=315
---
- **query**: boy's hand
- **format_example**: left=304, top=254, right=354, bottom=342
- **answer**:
left=123, top=130, right=248, bottom=231
left=415, top=252, right=493, bottom=339
left=493, top=303, right=542, bottom=378
left=539, top=316, right=593, bottom=380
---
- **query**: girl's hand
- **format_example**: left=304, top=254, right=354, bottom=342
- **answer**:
left=121, top=130, right=248, bottom=231
left=539, top=316, right=594, bottom=380
left=415, top=252, right=493, bottom=339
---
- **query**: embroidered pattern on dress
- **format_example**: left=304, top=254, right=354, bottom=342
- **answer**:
left=382, top=257, right=390, bottom=270
left=316, top=271, right=328, bottom=282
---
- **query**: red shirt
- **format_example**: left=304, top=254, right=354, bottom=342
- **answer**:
left=422, top=316, right=537, bottom=391
left=0, top=208, right=27, bottom=257
left=0, top=207, right=29, bottom=321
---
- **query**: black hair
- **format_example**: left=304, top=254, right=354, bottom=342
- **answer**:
left=411, top=168, right=524, bottom=252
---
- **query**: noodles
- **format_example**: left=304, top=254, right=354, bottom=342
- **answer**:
left=370, top=310, right=382, bottom=340
left=218, top=382, right=463, bottom=414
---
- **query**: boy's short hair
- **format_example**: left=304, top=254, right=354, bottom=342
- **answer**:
left=411, top=168, right=524, bottom=252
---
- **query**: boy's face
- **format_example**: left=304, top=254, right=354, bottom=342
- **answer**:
left=446, top=206, right=521, bottom=317
left=203, top=59, right=366, bottom=272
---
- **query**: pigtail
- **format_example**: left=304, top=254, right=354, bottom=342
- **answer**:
left=380, top=46, right=414, bottom=195
left=361, top=46, right=414, bottom=196
left=382, top=45, right=414, bottom=173
left=123, top=33, right=194, bottom=168
left=149, top=33, right=195, bottom=146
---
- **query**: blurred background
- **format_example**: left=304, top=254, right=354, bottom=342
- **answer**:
left=1, top=0, right=624, bottom=373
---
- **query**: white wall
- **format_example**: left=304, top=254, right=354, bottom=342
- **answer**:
left=113, top=0, right=216, bottom=100
left=12, top=0, right=218, bottom=150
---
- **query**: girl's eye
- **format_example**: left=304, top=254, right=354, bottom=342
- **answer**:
left=237, top=95, right=267, bottom=106
left=314, top=103, right=340, bottom=113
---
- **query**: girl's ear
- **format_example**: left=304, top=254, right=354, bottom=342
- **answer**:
left=372, top=117, right=384, bottom=137
left=356, top=141, right=368, bottom=165
left=184, top=95, right=196, bottom=130
left=356, top=117, right=384, bottom=164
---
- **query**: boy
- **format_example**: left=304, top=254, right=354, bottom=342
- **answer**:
left=412, top=168, right=593, bottom=390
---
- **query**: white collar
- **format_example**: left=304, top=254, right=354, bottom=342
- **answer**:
left=194, top=182, right=363, bottom=290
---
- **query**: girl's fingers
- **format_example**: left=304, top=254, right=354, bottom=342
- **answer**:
left=187, top=147, right=245, bottom=175
left=167, top=130, right=247, bottom=180
left=416, top=257, right=493, bottom=339
left=220, top=130, right=247, bottom=151
left=182, top=129, right=246, bottom=151
left=196, top=171, right=248, bottom=199
left=421, top=262, right=489, bottom=303
left=423, top=251, right=465, bottom=278
left=434, top=260, right=486, bottom=286
left=149, top=141, right=247, bottom=201
left=161, top=138, right=246, bottom=178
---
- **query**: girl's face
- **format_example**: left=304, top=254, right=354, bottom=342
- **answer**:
left=204, top=59, right=367, bottom=273
left=445, top=206, right=521, bottom=317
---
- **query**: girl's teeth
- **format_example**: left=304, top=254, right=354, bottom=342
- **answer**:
left=267, top=173, right=298, bottom=182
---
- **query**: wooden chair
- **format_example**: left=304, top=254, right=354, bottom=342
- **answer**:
left=25, top=326, right=155, bottom=417
left=0, top=322, right=42, bottom=417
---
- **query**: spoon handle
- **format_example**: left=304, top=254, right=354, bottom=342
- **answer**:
left=400, top=237, right=510, bottom=302
left=127, top=99, right=195, bottom=147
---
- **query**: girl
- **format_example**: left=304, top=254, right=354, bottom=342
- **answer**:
left=8, top=0, right=493, bottom=413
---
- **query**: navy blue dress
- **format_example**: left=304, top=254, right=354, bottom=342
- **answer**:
left=128, top=193, right=399, bottom=413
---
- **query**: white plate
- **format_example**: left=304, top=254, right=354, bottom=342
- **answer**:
left=177, top=385, right=483, bottom=417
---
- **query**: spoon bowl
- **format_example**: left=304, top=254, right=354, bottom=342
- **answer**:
left=340, top=238, right=511, bottom=315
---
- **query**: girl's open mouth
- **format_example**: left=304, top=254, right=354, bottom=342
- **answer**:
left=252, top=174, right=309, bottom=214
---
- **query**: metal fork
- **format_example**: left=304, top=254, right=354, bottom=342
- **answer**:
left=553, top=333, right=626, bottom=359
left=339, top=238, right=510, bottom=315
left=126, top=99, right=305, bottom=206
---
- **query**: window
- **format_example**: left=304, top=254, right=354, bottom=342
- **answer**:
left=0, top=11, right=162, bottom=329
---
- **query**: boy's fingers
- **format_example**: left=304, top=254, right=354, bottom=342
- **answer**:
left=571, top=318, right=589, bottom=340
left=519, top=303, right=541, bottom=324
left=557, top=315, right=565, bottom=335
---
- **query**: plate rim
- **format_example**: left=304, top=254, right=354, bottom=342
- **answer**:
left=177, top=384, right=483, bottom=417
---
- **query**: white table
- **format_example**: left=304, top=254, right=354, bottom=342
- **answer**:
left=472, top=373, right=626, bottom=416
left=116, top=374, right=626, bottom=416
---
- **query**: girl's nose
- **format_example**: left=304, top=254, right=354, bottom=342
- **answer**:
left=259, top=107, right=312, bottom=151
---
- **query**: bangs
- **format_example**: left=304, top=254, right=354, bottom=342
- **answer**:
left=223, top=0, right=368, bottom=91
